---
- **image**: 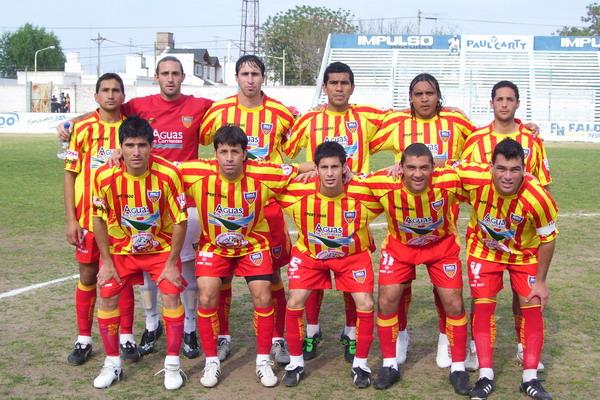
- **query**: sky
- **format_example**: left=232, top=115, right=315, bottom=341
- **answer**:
left=0, top=0, right=594, bottom=74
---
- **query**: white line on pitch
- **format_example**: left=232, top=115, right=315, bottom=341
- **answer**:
left=0, top=213, right=597, bottom=300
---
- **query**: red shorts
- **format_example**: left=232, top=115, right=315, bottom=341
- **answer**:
left=264, top=200, right=291, bottom=269
left=378, top=235, right=463, bottom=288
left=99, top=253, right=183, bottom=298
left=196, top=249, right=273, bottom=278
left=75, top=230, right=100, bottom=264
left=467, top=256, right=538, bottom=298
left=287, top=248, right=374, bottom=293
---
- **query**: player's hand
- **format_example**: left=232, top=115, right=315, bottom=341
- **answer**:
left=342, top=164, right=354, bottom=184
left=526, top=280, right=549, bottom=312
left=107, top=149, right=123, bottom=167
left=295, top=170, right=317, bottom=183
left=524, top=122, right=540, bottom=137
left=443, top=106, right=468, bottom=118
left=433, top=158, right=447, bottom=168
left=386, top=162, right=403, bottom=178
left=57, top=121, right=73, bottom=141
left=66, top=219, right=83, bottom=246
left=157, top=263, right=183, bottom=288
left=97, top=261, right=121, bottom=286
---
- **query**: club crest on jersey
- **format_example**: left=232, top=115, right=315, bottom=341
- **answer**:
left=260, top=122, right=273, bottom=135
left=346, top=121, right=358, bottom=133
left=431, top=199, right=444, bottom=211
left=510, top=213, right=524, bottom=224
left=181, top=116, right=193, bottom=128
left=344, top=211, right=356, bottom=224
left=528, top=275, right=536, bottom=288
left=147, top=190, right=161, bottom=202
left=438, top=130, right=451, bottom=142
left=443, top=263, right=457, bottom=278
left=352, top=268, right=367, bottom=284
left=243, top=191, right=257, bottom=205
left=271, top=245, right=283, bottom=259
left=250, top=252, right=263, bottom=265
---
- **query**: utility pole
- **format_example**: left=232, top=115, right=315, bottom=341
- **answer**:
left=91, top=33, right=106, bottom=77
left=417, top=9, right=421, bottom=35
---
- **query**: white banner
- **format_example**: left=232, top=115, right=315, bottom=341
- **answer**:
left=462, top=35, right=532, bottom=52
left=0, top=112, right=81, bottom=134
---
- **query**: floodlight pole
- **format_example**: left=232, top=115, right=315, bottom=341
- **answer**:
left=34, top=45, right=56, bottom=73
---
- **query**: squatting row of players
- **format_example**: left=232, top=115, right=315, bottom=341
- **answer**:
left=61, top=55, right=558, bottom=400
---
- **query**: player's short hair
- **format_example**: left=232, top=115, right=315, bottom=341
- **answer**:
left=492, top=138, right=525, bottom=165
left=409, top=73, right=443, bottom=117
left=323, top=62, right=354, bottom=86
left=491, top=80, right=520, bottom=101
left=119, top=116, right=154, bottom=145
left=235, top=54, right=265, bottom=76
left=155, top=56, right=184, bottom=75
left=95, top=73, right=124, bottom=94
left=314, top=141, right=347, bottom=166
left=213, top=125, right=248, bottom=151
left=401, top=143, right=434, bottom=166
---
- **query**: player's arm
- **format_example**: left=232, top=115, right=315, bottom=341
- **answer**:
left=64, top=171, right=81, bottom=246
left=93, top=216, right=120, bottom=285
left=157, top=220, right=187, bottom=288
left=526, top=240, right=555, bottom=312
left=57, top=112, right=94, bottom=140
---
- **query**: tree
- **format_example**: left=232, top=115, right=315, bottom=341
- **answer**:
left=556, top=2, right=600, bottom=35
left=0, top=23, right=65, bottom=78
left=261, top=6, right=357, bottom=85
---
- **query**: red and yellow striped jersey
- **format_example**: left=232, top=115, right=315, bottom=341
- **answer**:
left=355, top=167, right=466, bottom=247
left=282, top=105, right=389, bottom=173
left=276, top=178, right=383, bottom=259
left=461, top=122, right=552, bottom=186
left=455, top=162, right=558, bottom=265
left=64, top=111, right=124, bottom=231
left=199, top=93, right=296, bottom=163
left=181, top=160, right=298, bottom=257
left=92, top=155, right=187, bottom=255
left=370, top=110, right=476, bottom=162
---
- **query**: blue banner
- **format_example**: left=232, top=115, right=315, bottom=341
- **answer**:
left=330, top=34, right=456, bottom=50
left=534, top=36, right=600, bottom=51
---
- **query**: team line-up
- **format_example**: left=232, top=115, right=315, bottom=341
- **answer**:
left=58, top=54, right=557, bottom=400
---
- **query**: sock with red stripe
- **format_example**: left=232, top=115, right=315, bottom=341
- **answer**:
left=217, top=283, right=232, bottom=337
left=197, top=307, right=219, bottom=357
left=521, top=305, right=544, bottom=370
left=98, top=308, right=120, bottom=357
left=377, top=312, right=399, bottom=359
left=285, top=307, right=305, bottom=356
left=163, top=304, right=185, bottom=356
left=254, top=306, right=275, bottom=355
left=446, top=312, right=468, bottom=364
left=472, top=299, right=497, bottom=369
left=271, top=281, right=287, bottom=339
left=75, top=280, right=96, bottom=337
left=355, top=310, right=375, bottom=359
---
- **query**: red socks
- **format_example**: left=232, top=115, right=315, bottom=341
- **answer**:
left=285, top=307, right=305, bottom=356
left=446, top=312, right=468, bottom=362
left=118, top=284, right=134, bottom=335
left=397, top=285, right=412, bottom=331
left=271, top=281, right=287, bottom=338
left=197, top=307, right=219, bottom=357
left=305, top=289, right=324, bottom=325
left=75, top=281, right=96, bottom=336
left=97, top=308, right=120, bottom=356
left=376, top=312, right=399, bottom=359
left=472, top=299, right=497, bottom=369
left=343, top=292, right=357, bottom=328
left=254, top=306, right=275, bottom=354
left=163, top=305, right=184, bottom=356
left=521, top=305, right=544, bottom=369
left=355, top=310, right=375, bottom=359
left=217, top=283, right=232, bottom=337
left=434, top=288, right=447, bottom=334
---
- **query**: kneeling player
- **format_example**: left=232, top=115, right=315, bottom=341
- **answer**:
left=92, top=117, right=188, bottom=390
left=278, top=142, right=383, bottom=388
left=357, top=143, right=470, bottom=394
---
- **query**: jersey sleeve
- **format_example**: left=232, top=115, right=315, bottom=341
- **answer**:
left=532, top=138, right=552, bottom=186
left=91, top=165, right=111, bottom=221
left=63, top=124, right=87, bottom=173
left=369, top=111, right=405, bottom=154
left=198, top=104, right=222, bottom=146
left=453, top=161, right=491, bottom=192
left=246, top=161, right=299, bottom=195
left=164, top=167, right=188, bottom=224
left=282, top=113, right=311, bottom=158
left=528, top=182, right=559, bottom=243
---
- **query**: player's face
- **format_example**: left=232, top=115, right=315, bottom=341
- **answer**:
left=121, top=136, right=152, bottom=176
left=401, top=155, right=433, bottom=193
left=410, top=81, right=439, bottom=119
left=155, top=60, right=185, bottom=100
left=236, top=62, right=264, bottom=99
left=491, top=154, right=524, bottom=196
left=323, top=72, right=354, bottom=111
left=317, top=156, right=345, bottom=191
left=491, top=87, right=519, bottom=123
left=94, top=79, right=125, bottom=112
left=215, top=143, right=247, bottom=180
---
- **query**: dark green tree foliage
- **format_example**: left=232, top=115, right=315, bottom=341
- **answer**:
left=0, top=23, right=65, bottom=78
left=557, top=2, right=600, bottom=35
left=261, top=6, right=357, bottom=85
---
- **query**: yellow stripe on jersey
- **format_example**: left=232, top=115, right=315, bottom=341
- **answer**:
left=181, top=159, right=298, bottom=257
left=371, top=110, right=476, bottom=162
left=355, top=168, right=465, bottom=246
left=276, top=179, right=383, bottom=259
left=283, top=104, right=388, bottom=173
left=64, top=111, right=124, bottom=231
left=455, top=162, right=558, bottom=265
left=199, top=93, right=296, bottom=163
left=461, top=122, right=552, bottom=186
left=93, top=155, right=187, bottom=255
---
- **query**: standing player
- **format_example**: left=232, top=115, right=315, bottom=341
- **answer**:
left=91, top=117, right=188, bottom=390
left=370, top=72, right=477, bottom=368
left=199, top=55, right=297, bottom=364
left=283, top=61, right=389, bottom=362
left=59, top=56, right=213, bottom=359
left=356, top=143, right=470, bottom=394
left=461, top=80, right=551, bottom=372
left=456, top=139, right=558, bottom=400
left=64, top=73, right=138, bottom=365
left=279, top=142, right=383, bottom=388
left=181, top=126, right=309, bottom=388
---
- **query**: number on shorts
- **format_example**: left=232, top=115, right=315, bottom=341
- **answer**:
left=381, top=251, right=394, bottom=268
left=469, top=261, right=482, bottom=280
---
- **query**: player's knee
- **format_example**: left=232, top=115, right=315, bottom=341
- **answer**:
left=354, top=295, right=374, bottom=312
left=162, top=294, right=181, bottom=309
left=99, top=295, right=119, bottom=311
left=198, top=291, right=218, bottom=309
left=78, top=263, right=98, bottom=285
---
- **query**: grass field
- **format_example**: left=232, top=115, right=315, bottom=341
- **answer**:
left=0, top=135, right=599, bottom=399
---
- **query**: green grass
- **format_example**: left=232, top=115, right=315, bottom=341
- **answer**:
left=0, top=135, right=599, bottom=399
